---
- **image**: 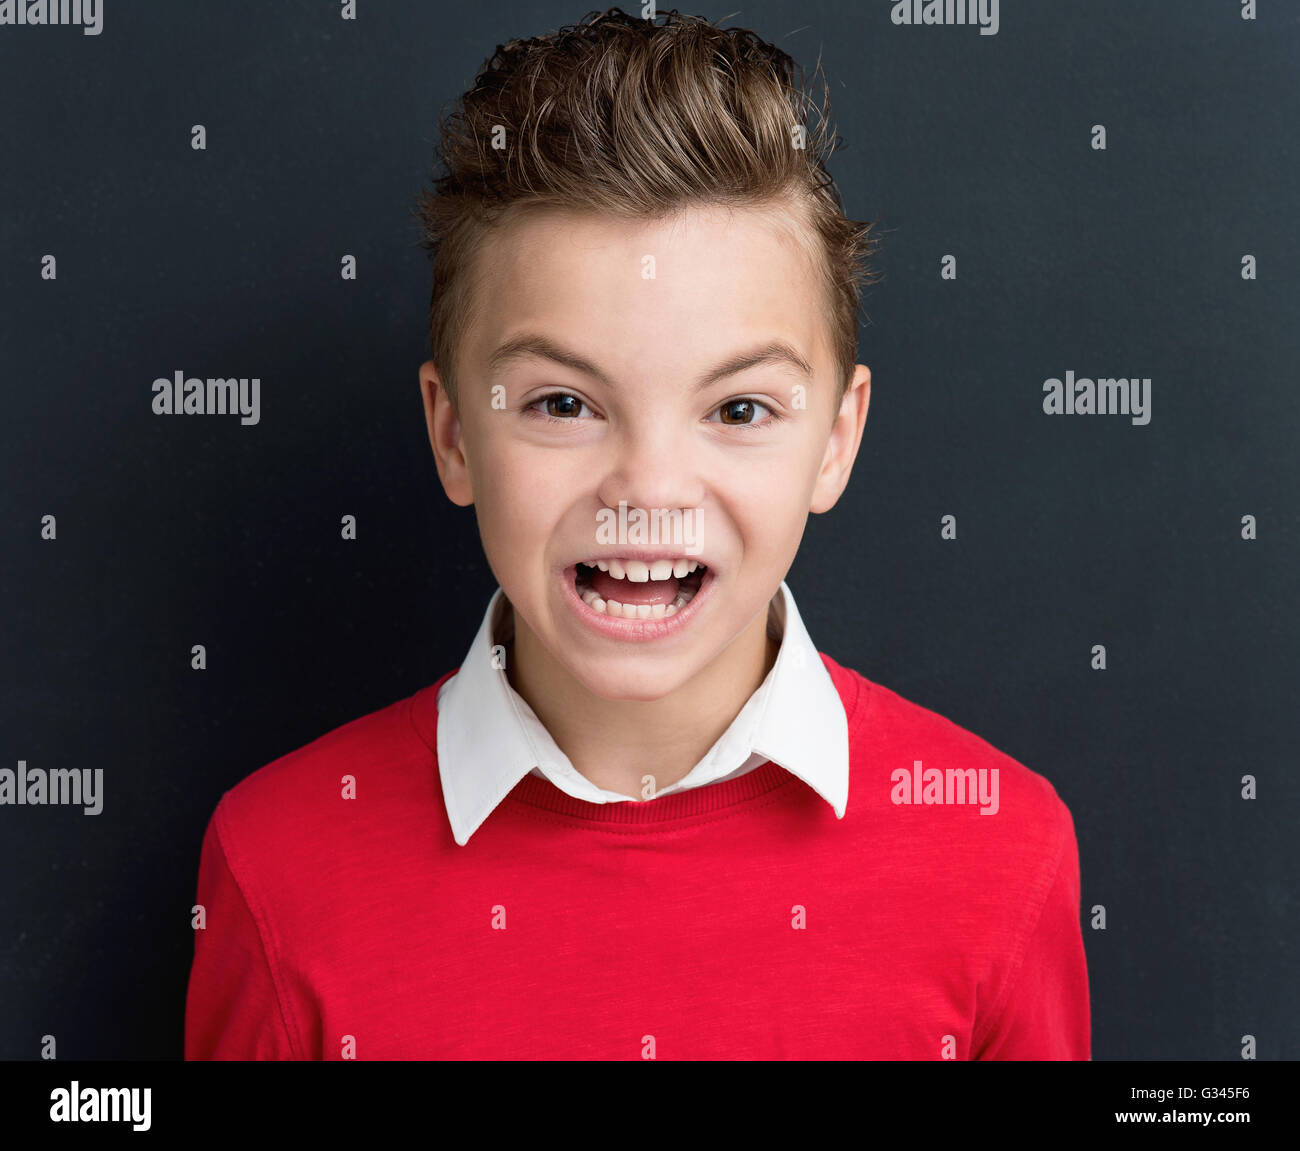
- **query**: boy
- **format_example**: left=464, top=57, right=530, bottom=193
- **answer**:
left=185, top=8, right=1089, bottom=1060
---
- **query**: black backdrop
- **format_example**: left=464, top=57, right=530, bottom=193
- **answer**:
left=2, top=0, right=1296, bottom=1061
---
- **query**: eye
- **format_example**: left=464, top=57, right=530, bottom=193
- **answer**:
left=708, top=397, right=781, bottom=428
left=525, top=392, right=597, bottom=422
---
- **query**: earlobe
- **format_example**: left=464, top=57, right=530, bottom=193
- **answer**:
left=419, top=360, right=474, bottom=507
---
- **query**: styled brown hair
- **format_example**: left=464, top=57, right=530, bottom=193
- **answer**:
left=413, top=6, right=880, bottom=413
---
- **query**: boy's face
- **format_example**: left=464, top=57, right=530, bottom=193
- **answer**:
left=420, top=201, right=870, bottom=702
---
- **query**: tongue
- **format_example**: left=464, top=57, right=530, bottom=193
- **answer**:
left=590, top=570, right=679, bottom=605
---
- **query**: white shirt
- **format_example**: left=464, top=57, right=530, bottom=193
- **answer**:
left=435, top=580, right=849, bottom=846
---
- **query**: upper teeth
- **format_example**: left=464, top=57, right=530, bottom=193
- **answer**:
left=585, top=558, right=703, bottom=582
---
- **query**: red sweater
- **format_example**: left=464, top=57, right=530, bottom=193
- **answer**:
left=185, top=655, right=1090, bottom=1059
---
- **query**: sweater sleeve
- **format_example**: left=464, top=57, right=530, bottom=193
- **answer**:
left=184, top=801, right=299, bottom=1060
left=972, top=801, right=1092, bottom=1060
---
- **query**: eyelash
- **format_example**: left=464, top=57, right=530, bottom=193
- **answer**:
left=524, top=392, right=785, bottom=430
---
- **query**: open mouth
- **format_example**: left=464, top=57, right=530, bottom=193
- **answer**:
left=573, top=558, right=708, bottom=619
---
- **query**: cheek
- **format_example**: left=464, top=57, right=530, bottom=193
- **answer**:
left=716, top=460, right=813, bottom=558
left=472, top=433, right=537, bottom=508
left=720, top=450, right=803, bottom=506
left=476, top=441, right=579, bottom=548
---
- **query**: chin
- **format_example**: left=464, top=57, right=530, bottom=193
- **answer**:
left=565, top=659, right=697, bottom=703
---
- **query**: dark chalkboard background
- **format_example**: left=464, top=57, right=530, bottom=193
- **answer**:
left=1, top=0, right=1296, bottom=1060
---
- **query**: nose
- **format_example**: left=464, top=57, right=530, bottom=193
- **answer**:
left=595, top=415, right=704, bottom=517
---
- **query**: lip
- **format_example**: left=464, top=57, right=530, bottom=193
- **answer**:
left=559, top=561, right=716, bottom=642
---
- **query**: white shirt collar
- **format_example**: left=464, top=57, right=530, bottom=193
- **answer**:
left=435, top=580, right=848, bottom=846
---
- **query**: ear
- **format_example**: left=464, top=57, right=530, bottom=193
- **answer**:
left=809, top=364, right=871, bottom=515
left=418, top=360, right=474, bottom=507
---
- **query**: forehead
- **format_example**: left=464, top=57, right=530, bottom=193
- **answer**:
left=461, top=201, right=833, bottom=382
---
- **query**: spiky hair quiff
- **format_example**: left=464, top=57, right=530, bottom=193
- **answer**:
left=413, top=6, right=880, bottom=413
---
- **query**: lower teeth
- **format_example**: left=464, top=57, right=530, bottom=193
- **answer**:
left=577, top=580, right=700, bottom=619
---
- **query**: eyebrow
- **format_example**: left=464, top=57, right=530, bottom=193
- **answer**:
left=486, top=333, right=814, bottom=391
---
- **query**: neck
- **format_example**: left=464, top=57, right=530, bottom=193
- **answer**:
left=505, top=599, right=779, bottom=799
